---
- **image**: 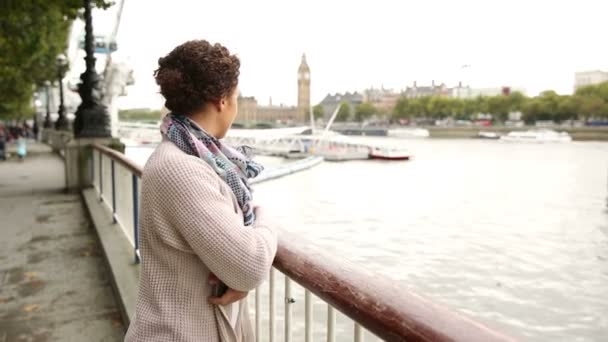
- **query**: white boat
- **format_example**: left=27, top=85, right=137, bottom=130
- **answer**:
left=369, top=146, right=411, bottom=160
left=477, top=131, right=500, bottom=139
left=499, top=129, right=572, bottom=143
left=387, top=128, right=430, bottom=138
left=322, top=150, right=370, bottom=161
left=310, top=137, right=371, bottom=161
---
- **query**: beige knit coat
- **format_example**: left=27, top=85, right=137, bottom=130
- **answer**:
left=125, top=140, right=278, bottom=342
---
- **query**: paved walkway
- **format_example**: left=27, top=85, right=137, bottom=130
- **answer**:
left=0, top=143, right=124, bottom=341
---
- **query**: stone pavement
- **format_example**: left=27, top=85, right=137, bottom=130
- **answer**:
left=0, top=143, right=124, bottom=341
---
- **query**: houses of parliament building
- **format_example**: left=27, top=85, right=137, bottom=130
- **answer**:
left=237, top=54, right=311, bottom=123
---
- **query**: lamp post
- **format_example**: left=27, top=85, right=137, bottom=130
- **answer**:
left=55, top=54, right=70, bottom=130
left=43, top=81, right=52, bottom=128
left=73, top=0, right=111, bottom=138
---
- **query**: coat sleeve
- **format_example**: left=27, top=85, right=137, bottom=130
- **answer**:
left=159, top=157, right=278, bottom=291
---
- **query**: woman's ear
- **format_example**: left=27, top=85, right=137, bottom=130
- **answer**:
left=212, top=99, right=223, bottom=112
left=218, top=96, right=230, bottom=112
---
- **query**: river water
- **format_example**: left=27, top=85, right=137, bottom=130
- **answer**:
left=126, top=137, right=608, bottom=341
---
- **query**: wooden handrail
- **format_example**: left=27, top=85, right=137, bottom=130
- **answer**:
left=274, top=231, right=516, bottom=342
left=92, top=143, right=143, bottom=177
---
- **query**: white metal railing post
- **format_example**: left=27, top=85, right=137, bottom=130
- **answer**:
left=98, top=151, right=103, bottom=201
left=269, top=268, right=276, bottom=342
left=111, top=160, right=117, bottom=223
left=305, top=290, right=313, bottom=342
left=285, top=277, right=294, bottom=342
left=89, top=152, right=94, bottom=188
left=327, top=306, right=336, bottom=342
left=132, top=174, right=140, bottom=263
left=354, top=323, right=364, bottom=342
left=255, top=287, right=261, bottom=342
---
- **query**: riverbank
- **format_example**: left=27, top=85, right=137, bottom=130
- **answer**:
left=330, top=125, right=608, bottom=141
left=426, top=126, right=608, bottom=141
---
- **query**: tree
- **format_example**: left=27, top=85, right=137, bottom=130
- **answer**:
left=313, top=104, right=324, bottom=120
left=578, top=95, right=606, bottom=121
left=393, top=98, right=412, bottom=120
left=354, top=102, right=376, bottom=122
left=0, top=1, right=111, bottom=119
left=335, top=102, right=352, bottom=122
left=487, top=96, right=510, bottom=122
left=574, top=81, right=608, bottom=120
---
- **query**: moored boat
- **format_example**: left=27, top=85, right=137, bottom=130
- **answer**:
left=369, top=146, right=411, bottom=160
left=499, top=129, right=572, bottom=143
left=477, top=131, right=500, bottom=139
left=387, top=128, right=430, bottom=138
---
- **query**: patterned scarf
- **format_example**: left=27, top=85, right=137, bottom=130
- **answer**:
left=160, top=113, right=263, bottom=226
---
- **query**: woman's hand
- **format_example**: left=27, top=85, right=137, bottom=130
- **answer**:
left=207, top=273, right=248, bottom=305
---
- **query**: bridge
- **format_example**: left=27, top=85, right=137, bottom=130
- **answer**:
left=0, top=130, right=515, bottom=341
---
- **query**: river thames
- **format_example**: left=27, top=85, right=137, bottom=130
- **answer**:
left=127, top=137, right=608, bottom=341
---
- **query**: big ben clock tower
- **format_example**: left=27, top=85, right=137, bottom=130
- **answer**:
left=297, top=54, right=311, bottom=123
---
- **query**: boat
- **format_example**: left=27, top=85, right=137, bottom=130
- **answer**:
left=369, top=146, right=411, bottom=160
left=322, top=149, right=370, bottom=161
left=477, top=131, right=500, bottom=139
left=387, top=128, right=430, bottom=138
left=312, top=138, right=371, bottom=161
left=499, top=129, right=572, bottom=143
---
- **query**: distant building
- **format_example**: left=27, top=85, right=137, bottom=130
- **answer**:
left=236, top=54, right=310, bottom=123
left=257, top=104, right=300, bottom=122
left=363, top=86, right=399, bottom=112
left=297, top=54, right=311, bottom=122
left=237, top=96, right=258, bottom=122
left=574, top=70, right=608, bottom=90
left=318, top=92, right=364, bottom=121
left=451, top=85, right=526, bottom=98
left=403, top=81, right=451, bottom=98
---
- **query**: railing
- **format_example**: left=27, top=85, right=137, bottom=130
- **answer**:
left=92, top=144, right=142, bottom=262
left=90, top=143, right=514, bottom=342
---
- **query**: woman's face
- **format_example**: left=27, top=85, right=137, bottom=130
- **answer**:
left=218, top=86, right=239, bottom=138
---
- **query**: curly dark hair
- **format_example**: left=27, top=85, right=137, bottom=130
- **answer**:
left=154, top=40, right=240, bottom=114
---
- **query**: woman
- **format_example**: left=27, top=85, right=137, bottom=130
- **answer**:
left=125, top=40, right=278, bottom=342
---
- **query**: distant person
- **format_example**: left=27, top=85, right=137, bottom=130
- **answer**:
left=32, top=120, right=39, bottom=140
left=125, top=40, right=277, bottom=342
left=0, top=124, right=6, bottom=161
left=16, top=133, right=27, bottom=161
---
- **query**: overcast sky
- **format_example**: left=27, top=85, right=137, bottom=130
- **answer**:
left=87, top=0, right=608, bottom=110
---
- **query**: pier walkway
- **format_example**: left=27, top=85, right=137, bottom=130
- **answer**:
left=0, top=143, right=124, bottom=341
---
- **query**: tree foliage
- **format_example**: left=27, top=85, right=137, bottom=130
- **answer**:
left=313, top=104, right=324, bottom=120
left=390, top=85, right=608, bottom=124
left=335, top=102, right=351, bottom=122
left=354, top=102, right=376, bottom=122
left=0, top=0, right=112, bottom=119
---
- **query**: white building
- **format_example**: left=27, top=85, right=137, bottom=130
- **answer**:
left=451, top=86, right=526, bottom=98
left=574, top=70, right=608, bottom=90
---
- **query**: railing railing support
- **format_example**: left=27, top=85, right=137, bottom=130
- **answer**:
left=111, top=160, right=117, bottom=223
left=255, top=287, right=261, bottom=342
left=354, top=323, right=364, bottom=342
left=327, top=306, right=336, bottom=342
left=285, top=277, right=294, bottom=342
left=98, top=150, right=103, bottom=202
left=305, top=290, right=313, bottom=342
left=269, top=268, right=276, bottom=342
left=89, top=152, right=94, bottom=188
left=132, top=174, right=140, bottom=264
